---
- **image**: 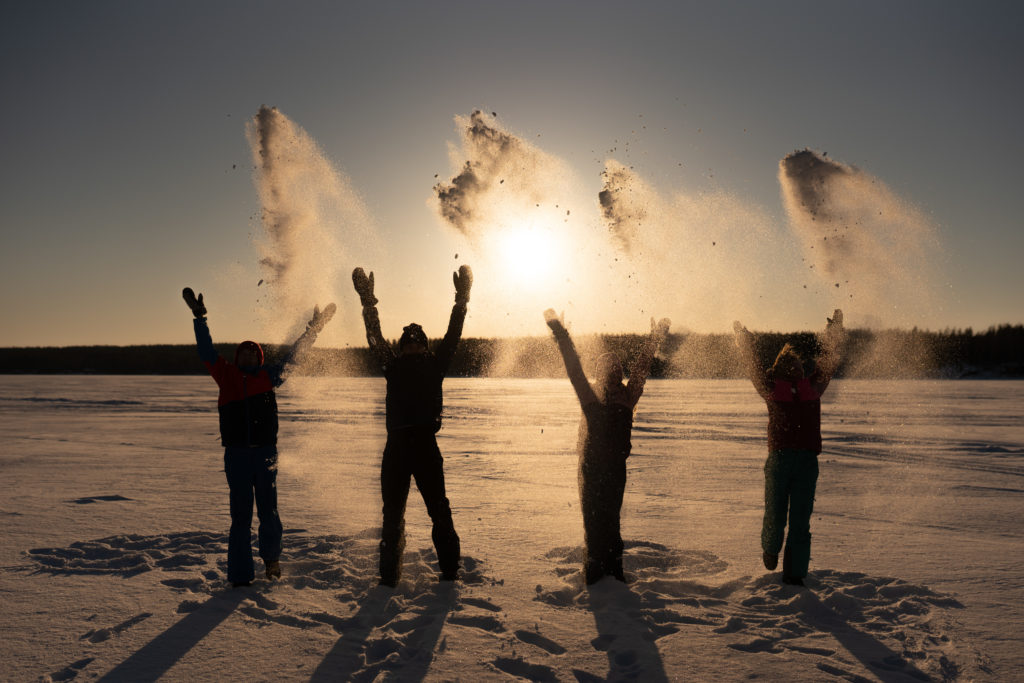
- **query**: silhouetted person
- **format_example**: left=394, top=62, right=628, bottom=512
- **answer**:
left=352, top=265, right=472, bottom=586
left=733, top=310, right=844, bottom=586
left=545, top=309, right=670, bottom=584
left=183, top=287, right=335, bottom=587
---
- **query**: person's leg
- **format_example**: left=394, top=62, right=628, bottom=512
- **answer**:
left=601, top=459, right=628, bottom=581
left=253, top=446, right=283, bottom=574
left=580, top=459, right=624, bottom=584
left=412, top=436, right=460, bottom=580
left=224, top=448, right=256, bottom=584
left=783, top=452, right=819, bottom=580
left=379, top=438, right=411, bottom=586
left=761, top=450, right=792, bottom=568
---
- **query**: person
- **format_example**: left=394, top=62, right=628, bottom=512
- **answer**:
left=733, top=310, right=844, bottom=586
left=182, top=287, right=335, bottom=587
left=544, top=309, right=671, bottom=584
left=352, top=265, right=472, bottom=587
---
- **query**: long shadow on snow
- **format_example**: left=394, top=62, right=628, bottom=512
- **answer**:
left=796, top=590, right=932, bottom=682
left=584, top=579, right=670, bottom=683
left=311, top=581, right=456, bottom=683
left=97, top=590, right=246, bottom=682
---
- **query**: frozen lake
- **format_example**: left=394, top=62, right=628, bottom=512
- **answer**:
left=2, top=376, right=1022, bottom=681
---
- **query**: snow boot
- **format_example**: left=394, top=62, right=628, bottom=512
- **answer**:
left=232, top=580, right=252, bottom=588
left=781, top=546, right=805, bottom=586
left=762, top=551, right=779, bottom=570
left=265, top=559, right=281, bottom=580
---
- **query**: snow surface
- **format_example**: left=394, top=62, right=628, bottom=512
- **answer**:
left=2, top=376, right=1021, bottom=681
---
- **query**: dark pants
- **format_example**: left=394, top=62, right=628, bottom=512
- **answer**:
left=762, top=448, right=819, bottom=579
left=224, top=446, right=283, bottom=583
left=580, top=455, right=627, bottom=584
left=379, top=430, right=460, bottom=585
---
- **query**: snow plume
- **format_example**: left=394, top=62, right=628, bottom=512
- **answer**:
left=432, top=110, right=570, bottom=244
left=598, top=160, right=654, bottom=254
left=247, top=105, right=377, bottom=351
left=431, top=109, right=617, bottom=359
left=597, top=160, right=777, bottom=330
left=779, top=149, right=940, bottom=325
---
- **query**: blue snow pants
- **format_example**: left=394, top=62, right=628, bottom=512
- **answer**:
left=761, top=448, right=818, bottom=579
left=224, top=446, right=283, bottom=583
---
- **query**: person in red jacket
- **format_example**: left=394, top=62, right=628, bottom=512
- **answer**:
left=183, top=287, right=335, bottom=587
left=733, top=310, right=844, bottom=586
left=545, top=309, right=671, bottom=584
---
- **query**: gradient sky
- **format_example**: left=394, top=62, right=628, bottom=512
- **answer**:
left=2, top=0, right=1022, bottom=348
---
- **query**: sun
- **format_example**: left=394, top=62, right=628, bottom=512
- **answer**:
left=494, top=222, right=560, bottom=287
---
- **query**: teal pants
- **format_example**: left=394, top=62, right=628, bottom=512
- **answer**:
left=762, top=449, right=818, bottom=578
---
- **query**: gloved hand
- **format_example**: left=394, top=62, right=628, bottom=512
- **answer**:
left=733, top=320, right=752, bottom=348
left=307, top=303, right=337, bottom=333
left=543, top=308, right=565, bottom=330
left=352, top=268, right=378, bottom=306
left=182, top=287, right=207, bottom=319
left=827, top=309, right=843, bottom=330
left=453, top=264, right=473, bottom=304
left=651, top=317, right=671, bottom=340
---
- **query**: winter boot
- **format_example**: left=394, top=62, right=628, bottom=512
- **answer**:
left=265, top=559, right=281, bottom=580
left=781, top=546, right=805, bottom=586
left=762, top=551, right=779, bottom=570
left=379, top=538, right=403, bottom=587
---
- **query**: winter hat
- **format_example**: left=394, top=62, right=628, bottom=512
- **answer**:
left=399, top=323, right=428, bottom=349
left=235, top=340, right=265, bottom=366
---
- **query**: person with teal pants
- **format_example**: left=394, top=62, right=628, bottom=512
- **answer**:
left=733, top=310, right=844, bottom=586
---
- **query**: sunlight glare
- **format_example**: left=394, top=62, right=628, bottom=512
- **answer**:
left=495, top=222, right=560, bottom=288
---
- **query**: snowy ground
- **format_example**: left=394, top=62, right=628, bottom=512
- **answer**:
left=1, top=376, right=1021, bottom=681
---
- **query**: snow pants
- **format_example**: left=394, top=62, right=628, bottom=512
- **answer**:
left=579, top=454, right=627, bottom=584
left=379, top=430, right=460, bottom=585
left=762, top=448, right=818, bottom=579
left=224, top=445, right=283, bottom=583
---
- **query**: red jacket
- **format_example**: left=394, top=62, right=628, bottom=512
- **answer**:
left=765, top=377, right=822, bottom=453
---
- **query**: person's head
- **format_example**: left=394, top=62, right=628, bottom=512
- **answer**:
left=771, top=343, right=804, bottom=381
left=596, top=352, right=624, bottom=389
left=399, top=323, right=429, bottom=356
left=235, top=340, right=264, bottom=369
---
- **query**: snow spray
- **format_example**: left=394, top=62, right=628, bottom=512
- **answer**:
left=431, top=111, right=616, bottom=372
left=779, top=149, right=942, bottom=375
left=247, top=105, right=378, bottom=367
left=596, top=160, right=782, bottom=377
left=247, top=106, right=385, bottom=506
left=431, top=111, right=782, bottom=377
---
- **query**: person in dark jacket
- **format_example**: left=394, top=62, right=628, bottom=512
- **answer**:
left=545, top=309, right=670, bottom=584
left=352, top=265, right=472, bottom=587
left=733, top=310, right=844, bottom=586
left=183, top=287, right=335, bottom=587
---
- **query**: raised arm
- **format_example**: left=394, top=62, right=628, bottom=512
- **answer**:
left=435, top=265, right=472, bottom=373
left=272, top=303, right=337, bottom=385
left=626, top=317, right=671, bottom=406
left=183, top=287, right=227, bottom=382
left=812, top=309, right=844, bottom=395
left=733, top=320, right=770, bottom=399
left=353, top=267, right=395, bottom=367
left=545, top=309, right=599, bottom=407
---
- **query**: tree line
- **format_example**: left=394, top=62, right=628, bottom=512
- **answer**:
left=1, top=325, right=1021, bottom=378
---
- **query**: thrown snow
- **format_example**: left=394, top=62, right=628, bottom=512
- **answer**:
left=2, top=376, right=1021, bottom=681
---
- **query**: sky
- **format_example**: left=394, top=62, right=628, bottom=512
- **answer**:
left=1, top=0, right=1022, bottom=348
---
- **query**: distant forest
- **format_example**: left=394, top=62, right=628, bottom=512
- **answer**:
left=2, top=325, right=1021, bottom=379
